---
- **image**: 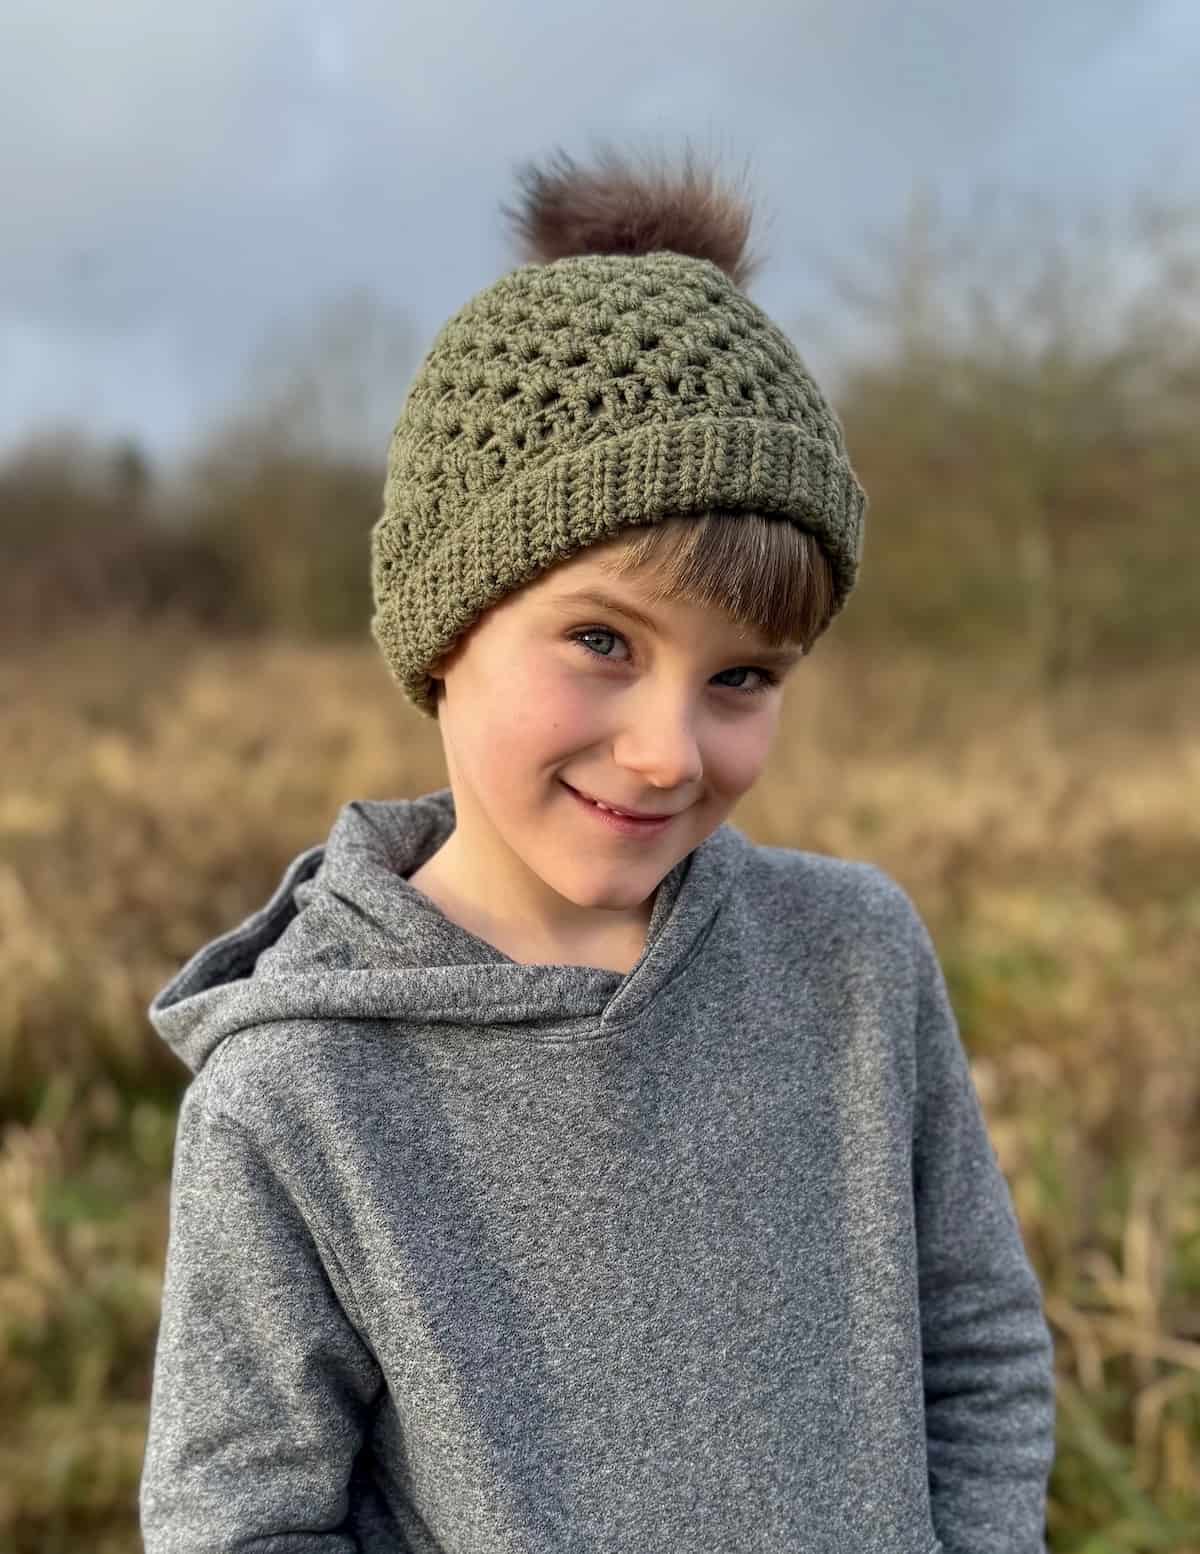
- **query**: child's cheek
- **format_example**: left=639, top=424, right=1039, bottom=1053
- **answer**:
left=513, top=651, right=602, bottom=744
left=715, top=698, right=781, bottom=794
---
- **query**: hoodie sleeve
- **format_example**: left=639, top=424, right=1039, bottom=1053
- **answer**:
left=140, top=1080, right=385, bottom=1552
left=908, top=909, right=1058, bottom=1554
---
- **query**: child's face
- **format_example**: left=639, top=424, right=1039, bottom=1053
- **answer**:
left=426, top=541, right=800, bottom=934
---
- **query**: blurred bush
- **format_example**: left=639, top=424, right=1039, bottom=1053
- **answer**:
left=0, top=430, right=240, bottom=639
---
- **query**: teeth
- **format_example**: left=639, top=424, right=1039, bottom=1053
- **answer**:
left=592, top=797, right=631, bottom=817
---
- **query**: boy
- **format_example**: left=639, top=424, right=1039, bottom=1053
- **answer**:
left=140, top=146, right=1056, bottom=1552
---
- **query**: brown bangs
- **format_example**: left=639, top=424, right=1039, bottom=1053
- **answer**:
left=592, top=511, right=836, bottom=654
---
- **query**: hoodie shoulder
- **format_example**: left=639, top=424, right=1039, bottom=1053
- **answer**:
left=748, top=839, right=920, bottom=917
left=741, top=841, right=927, bottom=965
left=186, top=1014, right=365, bottom=1141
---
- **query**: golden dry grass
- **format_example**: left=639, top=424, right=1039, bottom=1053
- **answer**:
left=1, top=619, right=1198, bottom=1550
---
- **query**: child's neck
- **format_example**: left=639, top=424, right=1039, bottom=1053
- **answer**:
left=405, top=849, right=653, bottom=973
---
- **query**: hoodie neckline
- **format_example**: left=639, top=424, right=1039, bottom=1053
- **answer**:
left=148, top=787, right=750, bottom=1072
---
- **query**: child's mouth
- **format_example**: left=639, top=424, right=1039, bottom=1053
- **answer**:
left=561, top=781, right=678, bottom=837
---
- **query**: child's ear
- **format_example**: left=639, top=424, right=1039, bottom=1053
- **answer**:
left=426, top=645, right=458, bottom=709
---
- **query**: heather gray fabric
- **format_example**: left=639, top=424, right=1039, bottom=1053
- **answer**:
left=140, top=786, right=1056, bottom=1554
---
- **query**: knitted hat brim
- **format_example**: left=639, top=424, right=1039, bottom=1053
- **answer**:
left=371, top=414, right=866, bottom=719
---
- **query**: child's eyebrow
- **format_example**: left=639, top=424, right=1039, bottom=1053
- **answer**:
left=549, top=587, right=804, bottom=668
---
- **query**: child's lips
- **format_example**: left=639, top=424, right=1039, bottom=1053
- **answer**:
left=560, top=781, right=682, bottom=833
left=566, top=783, right=679, bottom=820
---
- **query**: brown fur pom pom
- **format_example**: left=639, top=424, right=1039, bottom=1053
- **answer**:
left=499, top=141, right=764, bottom=290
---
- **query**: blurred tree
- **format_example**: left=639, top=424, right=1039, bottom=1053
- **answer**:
left=794, top=181, right=1200, bottom=691
left=237, top=286, right=417, bottom=462
left=111, top=438, right=153, bottom=521
left=181, top=289, right=417, bottom=637
left=0, top=427, right=236, bottom=638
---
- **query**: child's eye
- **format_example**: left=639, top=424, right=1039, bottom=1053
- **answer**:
left=568, top=628, right=779, bottom=698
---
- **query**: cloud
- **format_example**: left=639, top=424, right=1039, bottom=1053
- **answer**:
left=0, top=0, right=1191, bottom=456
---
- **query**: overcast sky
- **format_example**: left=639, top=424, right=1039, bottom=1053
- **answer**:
left=2, top=0, right=1196, bottom=464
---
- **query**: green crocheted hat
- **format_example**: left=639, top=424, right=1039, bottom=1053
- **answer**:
left=370, top=147, right=868, bottom=719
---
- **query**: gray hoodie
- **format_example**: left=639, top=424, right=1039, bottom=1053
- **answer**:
left=139, top=787, right=1056, bottom=1554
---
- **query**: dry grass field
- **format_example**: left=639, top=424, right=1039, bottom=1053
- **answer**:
left=1, top=618, right=1198, bottom=1551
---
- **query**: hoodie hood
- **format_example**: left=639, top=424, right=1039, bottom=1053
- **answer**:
left=149, top=786, right=751, bottom=1074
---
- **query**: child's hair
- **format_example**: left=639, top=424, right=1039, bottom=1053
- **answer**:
left=370, top=141, right=866, bottom=720
left=592, top=509, right=836, bottom=654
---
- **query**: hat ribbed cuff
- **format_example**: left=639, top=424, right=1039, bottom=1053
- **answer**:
left=372, top=415, right=866, bottom=718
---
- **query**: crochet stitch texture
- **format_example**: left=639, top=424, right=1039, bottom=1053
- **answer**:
left=370, top=249, right=867, bottom=718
